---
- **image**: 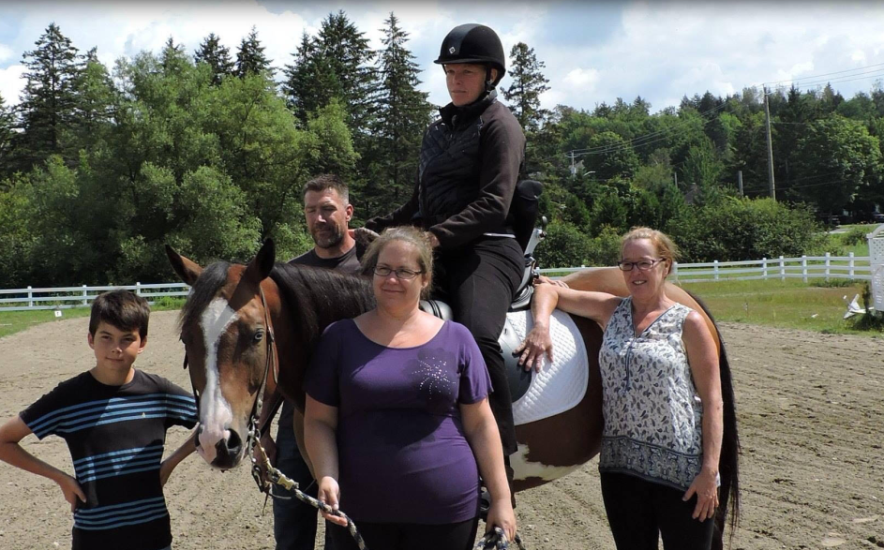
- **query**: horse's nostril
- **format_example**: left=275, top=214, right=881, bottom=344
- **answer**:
left=227, top=429, right=243, bottom=454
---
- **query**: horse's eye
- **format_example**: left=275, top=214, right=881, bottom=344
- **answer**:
left=253, top=331, right=264, bottom=343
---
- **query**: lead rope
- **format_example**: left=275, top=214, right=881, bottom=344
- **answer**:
left=249, top=431, right=368, bottom=550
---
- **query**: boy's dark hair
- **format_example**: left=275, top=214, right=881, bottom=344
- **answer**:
left=302, top=174, right=349, bottom=203
left=89, top=289, right=151, bottom=339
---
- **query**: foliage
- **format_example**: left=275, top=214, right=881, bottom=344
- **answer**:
left=502, top=42, right=550, bottom=132
left=194, top=33, right=234, bottom=85
left=235, top=26, right=272, bottom=77
left=841, top=226, right=868, bottom=247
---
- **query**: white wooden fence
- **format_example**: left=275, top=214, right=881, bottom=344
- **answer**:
left=0, top=283, right=190, bottom=312
left=539, top=253, right=871, bottom=284
left=0, top=254, right=872, bottom=311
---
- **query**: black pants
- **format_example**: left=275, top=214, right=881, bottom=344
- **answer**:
left=600, top=472, right=715, bottom=550
left=434, top=237, right=524, bottom=456
left=328, top=517, right=479, bottom=550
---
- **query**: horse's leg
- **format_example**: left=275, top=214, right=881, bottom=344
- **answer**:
left=512, top=316, right=604, bottom=492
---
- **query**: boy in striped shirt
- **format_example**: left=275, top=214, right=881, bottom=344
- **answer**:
left=0, top=289, right=198, bottom=550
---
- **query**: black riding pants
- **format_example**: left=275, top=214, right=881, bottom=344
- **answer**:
left=434, top=236, right=524, bottom=456
left=328, top=518, right=479, bottom=550
left=600, top=472, right=715, bottom=550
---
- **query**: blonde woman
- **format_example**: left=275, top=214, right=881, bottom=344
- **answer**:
left=517, top=227, right=737, bottom=550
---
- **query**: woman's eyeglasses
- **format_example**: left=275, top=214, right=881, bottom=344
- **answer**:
left=373, top=266, right=424, bottom=280
left=617, top=258, right=665, bottom=272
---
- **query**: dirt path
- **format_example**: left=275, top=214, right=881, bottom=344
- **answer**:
left=0, top=312, right=882, bottom=549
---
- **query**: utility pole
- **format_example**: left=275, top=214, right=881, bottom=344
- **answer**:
left=737, top=170, right=744, bottom=196
left=763, top=86, right=776, bottom=200
left=673, top=172, right=678, bottom=187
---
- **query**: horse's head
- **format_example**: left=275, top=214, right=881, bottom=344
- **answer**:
left=165, top=240, right=277, bottom=470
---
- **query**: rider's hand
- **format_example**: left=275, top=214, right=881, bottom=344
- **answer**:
left=56, top=473, right=86, bottom=512
left=350, top=227, right=379, bottom=247
left=515, top=325, right=554, bottom=372
left=486, top=497, right=517, bottom=543
left=534, top=275, right=568, bottom=288
left=426, top=232, right=441, bottom=248
left=683, top=467, right=719, bottom=521
left=318, top=476, right=348, bottom=527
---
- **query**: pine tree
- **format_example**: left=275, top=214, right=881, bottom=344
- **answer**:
left=0, top=92, right=16, bottom=181
left=194, top=33, right=234, bottom=85
left=72, top=47, right=116, bottom=149
left=16, top=23, right=83, bottom=170
left=370, top=12, right=432, bottom=206
left=283, top=12, right=376, bottom=133
left=235, top=26, right=272, bottom=78
left=502, top=42, right=550, bottom=132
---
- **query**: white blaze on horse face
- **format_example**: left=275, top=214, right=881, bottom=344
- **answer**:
left=509, top=443, right=582, bottom=482
left=197, top=297, right=239, bottom=464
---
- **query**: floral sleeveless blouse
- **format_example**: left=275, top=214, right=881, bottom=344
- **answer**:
left=598, top=296, right=706, bottom=490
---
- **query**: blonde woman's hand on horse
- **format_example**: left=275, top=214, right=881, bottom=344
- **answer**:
left=683, top=467, right=719, bottom=521
left=486, top=497, right=517, bottom=543
left=318, top=475, right=349, bottom=527
left=515, top=324, right=553, bottom=372
left=533, top=275, right=568, bottom=288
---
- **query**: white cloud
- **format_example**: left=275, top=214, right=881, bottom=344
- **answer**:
left=0, top=44, right=12, bottom=62
left=0, top=64, right=25, bottom=104
left=563, top=68, right=599, bottom=90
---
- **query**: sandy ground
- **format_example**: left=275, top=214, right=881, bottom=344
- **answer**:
left=0, top=311, right=883, bottom=550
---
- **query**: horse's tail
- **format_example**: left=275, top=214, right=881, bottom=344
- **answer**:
left=685, top=290, right=741, bottom=550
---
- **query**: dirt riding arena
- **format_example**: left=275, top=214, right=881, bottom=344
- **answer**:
left=0, top=311, right=882, bottom=550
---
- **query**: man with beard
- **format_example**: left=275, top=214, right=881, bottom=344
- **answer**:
left=267, top=174, right=361, bottom=550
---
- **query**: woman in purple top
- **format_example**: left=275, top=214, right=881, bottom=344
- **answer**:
left=304, top=226, right=516, bottom=550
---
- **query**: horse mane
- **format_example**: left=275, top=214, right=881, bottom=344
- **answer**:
left=684, top=290, right=741, bottom=550
left=178, top=261, right=231, bottom=334
left=269, top=262, right=375, bottom=350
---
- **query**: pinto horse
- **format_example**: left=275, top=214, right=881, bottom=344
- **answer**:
left=166, top=240, right=739, bottom=544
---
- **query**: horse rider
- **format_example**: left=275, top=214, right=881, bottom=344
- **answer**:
left=365, top=23, right=526, bottom=492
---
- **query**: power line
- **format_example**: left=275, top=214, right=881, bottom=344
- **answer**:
left=762, top=62, right=884, bottom=87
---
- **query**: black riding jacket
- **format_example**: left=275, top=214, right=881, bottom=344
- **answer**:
left=366, top=91, right=526, bottom=250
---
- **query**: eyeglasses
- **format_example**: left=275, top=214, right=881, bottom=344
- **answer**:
left=617, top=259, right=665, bottom=272
left=373, top=266, right=424, bottom=280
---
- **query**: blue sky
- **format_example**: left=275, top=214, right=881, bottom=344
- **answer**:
left=2, top=1, right=883, bottom=113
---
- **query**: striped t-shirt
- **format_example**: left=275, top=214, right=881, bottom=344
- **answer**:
left=20, top=369, right=198, bottom=550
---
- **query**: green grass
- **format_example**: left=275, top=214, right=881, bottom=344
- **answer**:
left=678, top=278, right=880, bottom=336
left=0, top=297, right=185, bottom=339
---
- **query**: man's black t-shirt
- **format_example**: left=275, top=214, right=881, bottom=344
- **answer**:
left=20, top=370, right=198, bottom=550
left=288, top=245, right=362, bottom=275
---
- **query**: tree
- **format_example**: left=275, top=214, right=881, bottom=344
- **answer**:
left=790, top=116, right=882, bottom=213
left=283, top=32, right=341, bottom=122
left=366, top=12, right=433, bottom=212
left=194, top=33, right=234, bottom=85
left=502, top=42, right=550, bottom=132
left=16, top=23, right=82, bottom=171
left=72, top=48, right=116, bottom=151
left=235, top=26, right=272, bottom=78
left=0, top=93, right=15, bottom=181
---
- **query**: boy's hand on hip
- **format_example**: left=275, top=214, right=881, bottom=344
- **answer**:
left=57, top=474, right=85, bottom=512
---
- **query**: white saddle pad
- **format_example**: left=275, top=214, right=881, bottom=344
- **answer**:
left=509, top=309, right=589, bottom=426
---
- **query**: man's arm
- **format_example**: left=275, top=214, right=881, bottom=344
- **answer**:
left=0, top=416, right=85, bottom=511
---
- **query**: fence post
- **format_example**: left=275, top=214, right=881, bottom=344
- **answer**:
left=849, top=252, right=855, bottom=279
left=825, top=252, right=831, bottom=281
left=135, top=282, right=141, bottom=296
left=779, top=255, right=785, bottom=281
left=672, top=261, right=679, bottom=283
left=762, top=258, right=768, bottom=280
left=27, top=286, right=33, bottom=309
left=82, top=285, right=88, bottom=306
left=802, top=255, right=807, bottom=283
left=713, top=260, right=719, bottom=281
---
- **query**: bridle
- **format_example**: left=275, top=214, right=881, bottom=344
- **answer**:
left=182, top=283, right=282, bottom=488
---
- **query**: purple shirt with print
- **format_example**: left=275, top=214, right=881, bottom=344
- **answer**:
left=305, top=319, right=492, bottom=524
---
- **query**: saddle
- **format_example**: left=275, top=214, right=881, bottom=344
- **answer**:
left=419, top=180, right=545, bottom=403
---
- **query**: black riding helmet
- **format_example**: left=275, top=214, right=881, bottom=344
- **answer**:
left=434, top=24, right=506, bottom=90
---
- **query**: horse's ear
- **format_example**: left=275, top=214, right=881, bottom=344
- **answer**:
left=244, top=239, right=276, bottom=285
left=165, top=244, right=203, bottom=286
